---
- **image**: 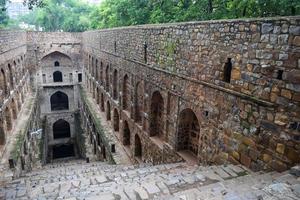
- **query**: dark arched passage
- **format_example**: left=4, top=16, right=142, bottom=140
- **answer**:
left=149, top=91, right=164, bottom=138
left=53, top=71, right=63, bottom=82
left=177, top=108, right=200, bottom=156
left=122, top=74, right=130, bottom=111
left=50, top=91, right=69, bottom=111
left=113, top=109, right=119, bottom=132
left=113, top=69, right=118, bottom=100
left=106, top=101, right=111, bottom=120
left=123, top=121, right=130, bottom=146
left=135, top=134, right=142, bottom=158
left=53, top=119, right=71, bottom=139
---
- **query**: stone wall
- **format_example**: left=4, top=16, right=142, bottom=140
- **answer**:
left=82, top=16, right=300, bottom=171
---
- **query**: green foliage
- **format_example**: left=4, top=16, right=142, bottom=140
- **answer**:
left=90, top=0, right=300, bottom=29
left=0, top=0, right=9, bottom=28
left=20, top=0, right=92, bottom=31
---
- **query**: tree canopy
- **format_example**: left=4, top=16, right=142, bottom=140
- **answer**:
left=6, top=0, right=300, bottom=31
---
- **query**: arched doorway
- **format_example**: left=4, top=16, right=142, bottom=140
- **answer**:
left=105, top=65, right=110, bottom=92
left=113, top=69, right=118, bottom=100
left=11, top=99, right=17, bottom=119
left=0, top=124, right=5, bottom=145
left=106, top=101, right=111, bottom=120
left=134, top=82, right=143, bottom=124
left=134, top=134, right=142, bottom=158
left=0, top=68, right=8, bottom=95
left=53, top=71, right=63, bottom=82
left=122, top=74, right=130, bottom=111
left=149, top=91, right=164, bottom=138
left=113, top=109, right=119, bottom=132
left=100, top=93, right=105, bottom=112
left=53, top=119, right=71, bottom=139
left=5, top=107, right=12, bottom=131
left=177, top=108, right=200, bottom=156
left=96, top=87, right=100, bottom=104
left=54, top=61, right=60, bottom=66
left=50, top=91, right=69, bottom=111
left=8, top=64, right=14, bottom=89
left=123, top=121, right=130, bottom=146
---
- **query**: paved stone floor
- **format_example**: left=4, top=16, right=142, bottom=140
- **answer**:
left=1, top=159, right=299, bottom=200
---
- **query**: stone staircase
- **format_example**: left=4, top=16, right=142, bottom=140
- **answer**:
left=1, top=159, right=299, bottom=200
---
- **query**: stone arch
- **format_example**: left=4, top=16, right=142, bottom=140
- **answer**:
left=105, top=65, right=110, bottom=92
left=50, top=91, right=69, bottom=111
left=53, top=119, right=71, bottom=139
left=123, top=120, right=130, bottom=146
left=100, top=62, right=103, bottom=84
left=122, top=74, right=130, bottom=111
left=0, top=123, right=5, bottom=145
left=134, top=134, right=142, bottom=158
left=11, top=98, right=17, bottom=119
left=95, top=59, right=99, bottom=80
left=134, top=81, right=143, bottom=124
left=41, top=51, right=72, bottom=67
left=177, top=108, right=200, bottom=156
left=96, top=87, right=100, bottom=104
left=8, top=64, right=14, bottom=89
left=113, top=69, right=118, bottom=100
left=0, top=68, right=8, bottom=95
left=149, top=91, right=164, bottom=138
left=113, top=109, right=119, bottom=132
left=5, top=107, right=12, bottom=131
left=53, top=71, right=63, bottom=82
left=106, top=101, right=111, bottom=120
left=100, top=93, right=105, bottom=112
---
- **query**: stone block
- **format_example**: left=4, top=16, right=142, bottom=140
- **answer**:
left=270, top=160, right=287, bottom=172
left=262, top=154, right=272, bottom=163
left=293, top=36, right=300, bottom=46
left=231, top=151, right=240, bottom=161
left=274, top=113, right=288, bottom=126
left=284, top=69, right=300, bottom=84
left=261, top=23, right=273, bottom=34
left=286, top=148, right=300, bottom=163
left=240, top=153, right=251, bottom=168
left=290, top=165, right=300, bottom=177
left=242, top=137, right=256, bottom=147
left=249, top=149, right=259, bottom=161
left=281, top=89, right=292, bottom=99
left=134, top=187, right=149, bottom=200
left=276, top=143, right=285, bottom=154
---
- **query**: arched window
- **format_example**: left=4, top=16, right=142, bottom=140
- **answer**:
left=149, top=91, right=164, bottom=138
left=53, top=71, right=63, bottom=82
left=134, top=82, right=143, bottom=124
left=113, top=109, right=119, bottom=132
left=53, top=119, right=70, bottom=139
left=0, top=124, right=5, bottom=145
left=177, top=108, right=200, bottom=156
left=113, top=69, right=118, bottom=100
left=134, top=134, right=142, bottom=158
left=50, top=91, right=69, bottom=111
left=123, top=121, right=130, bottom=146
left=100, top=93, right=104, bottom=112
left=11, top=99, right=17, bottom=119
left=5, top=107, right=12, bottom=131
left=223, top=58, right=232, bottom=83
left=106, top=101, right=111, bottom=120
left=54, top=61, right=60, bottom=66
left=122, top=74, right=130, bottom=111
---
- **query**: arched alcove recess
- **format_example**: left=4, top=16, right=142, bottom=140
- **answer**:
left=105, top=65, right=110, bottom=92
left=149, top=91, right=164, bottom=138
left=95, top=59, right=99, bottom=80
left=0, top=68, right=8, bottom=95
left=41, top=51, right=72, bottom=68
left=134, top=82, right=143, bottom=125
left=8, top=64, right=14, bottom=89
left=11, top=99, right=17, bottom=119
left=53, top=71, right=63, bottom=82
left=92, top=82, right=95, bottom=98
left=50, top=91, right=69, bottom=111
left=100, top=93, right=105, bottom=112
left=123, top=120, right=131, bottom=146
left=100, top=62, right=103, bottom=84
left=106, top=101, right=111, bottom=121
left=0, top=123, right=5, bottom=145
left=113, top=109, right=119, bottom=132
left=134, top=134, right=142, bottom=158
left=177, top=108, right=200, bottom=156
left=5, top=107, right=12, bottom=131
left=53, top=119, right=71, bottom=139
left=122, top=74, right=130, bottom=111
left=96, top=87, right=100, bottom=104
left=113, top=69, right=118, bottom=100
left=16, top=92, right=21, bottom=111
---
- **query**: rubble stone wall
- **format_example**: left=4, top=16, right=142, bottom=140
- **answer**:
left=83, top=16, right=300, bottom=171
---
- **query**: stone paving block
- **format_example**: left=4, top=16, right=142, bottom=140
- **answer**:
left=213, top=167, right=231, bottom=179
left=134, top=186, right=149, bottom=200
left=142, top=182, right=161, bottom=195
